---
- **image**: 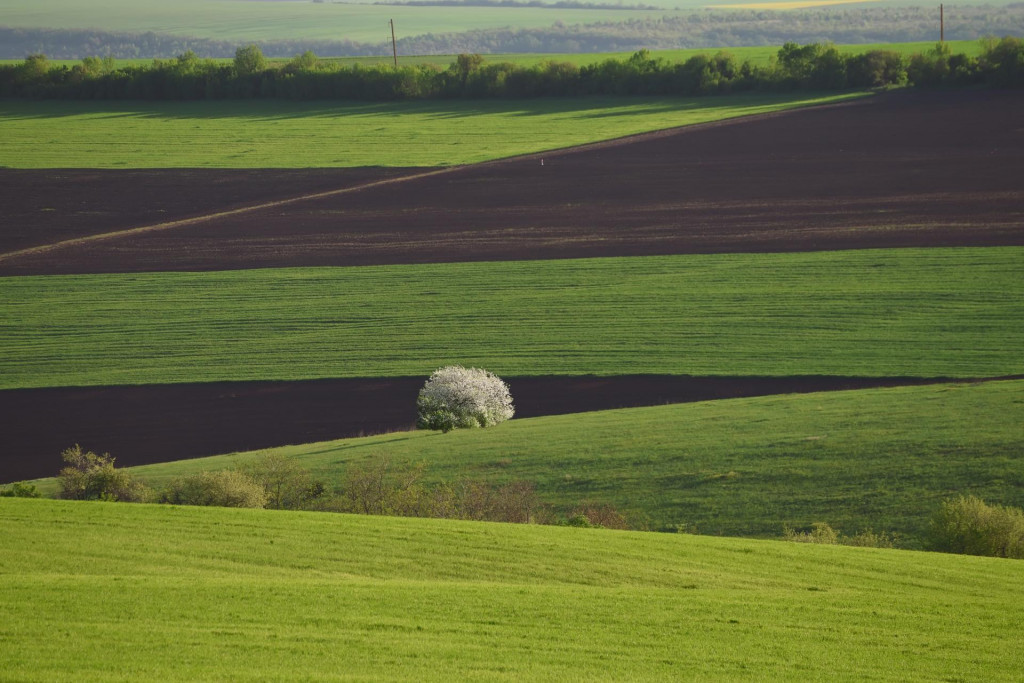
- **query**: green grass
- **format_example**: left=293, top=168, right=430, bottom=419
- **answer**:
left=2, top=249, right=1021, bottom=390
left=2, top=496, right=1022, bottom=680
left=0, top=92, right=863, bottom=168
left=27, top=380, right=1020, bottom=544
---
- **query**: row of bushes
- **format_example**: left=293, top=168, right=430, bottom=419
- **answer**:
left=783, top=496, right=1024, bottom=559
left=2, top=38, right=1022, bottom=101
left=6, top=446, right=1020, bottom=554
left=46, top=445, right=629, bottom=529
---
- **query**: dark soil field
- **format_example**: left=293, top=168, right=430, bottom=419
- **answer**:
left=1, top=90, right=1022, bottom=275
left=0, top=168, right=422, bottom=255
left=2, top=374, right=1001, bottom=482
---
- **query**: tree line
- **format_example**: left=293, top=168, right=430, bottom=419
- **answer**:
left=1, top=38, right=1022, bottom=101
left=1, top=5, right=1021, bottom=59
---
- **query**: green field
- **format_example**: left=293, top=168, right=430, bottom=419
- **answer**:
left=0, top=0, right=693, bottom=44
left=2, top=497, right=1022, bottom=680
left=25, top=380, right=1021, bottom=543
left=1, top=0, right=1014, bottom=47
left=0, top=92, right=862, bottom=168
left=2, top=249, right=1021, bottom=389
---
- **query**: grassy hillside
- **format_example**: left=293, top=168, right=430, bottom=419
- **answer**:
left=2, top=497, right=1022, bottom=681
left=2, top=248, right=1021, bottom=389
left=26, top=380, right=1024, bottom=543
left=0, top=92, right=861, bottom=169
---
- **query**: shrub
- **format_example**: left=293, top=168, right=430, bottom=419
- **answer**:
left=57, top=444, right=147, bottom=502
left=0, top=482, right=42, bottom=498
left=784, top=521, right=840, bottom=544
left=458, top=479, right=541, bottom=524
left=160, top=470, right=268, bottom=508
left=339, top=457, right=429, bottom=516
left=568, top=503, right=630, bottom=530
left=928, top=495, right=1024, bottom=559
left=416, top=365, right=514, bottom=433
left=337, top=457, right=548, bottom=524
left=783, top=522, right=895, bottom=548
left=243, top=452, right=326, bottom=510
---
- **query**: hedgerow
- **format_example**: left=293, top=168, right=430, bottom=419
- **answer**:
left=1, top=38, right=1020, bottom=101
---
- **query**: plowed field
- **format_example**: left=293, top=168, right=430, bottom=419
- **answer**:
left=4, top=374, right=1004, bottom=482
left=1, top=90, right=1021, bottom=275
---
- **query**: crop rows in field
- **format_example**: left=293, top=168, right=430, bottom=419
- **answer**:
left=0, top=93, right=858, bottom=170
left=3, top=496, right=1023, bottom=680
left=2, top=248, right=1021, bottom=390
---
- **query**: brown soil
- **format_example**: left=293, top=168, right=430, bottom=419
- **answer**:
left=1, top=90, right=1022, bottom=275
left=0, top=168, right=424, bottom=256
left=4, top=374, right=1013, bottom=483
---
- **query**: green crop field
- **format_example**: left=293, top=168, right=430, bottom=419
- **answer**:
left=25, top=380, right=1021, bottom=543
left=0, top=0, right=694, bottom=44
left=2, top=497, right=1022, bottom=680
left=2, top=248, right=1021, bottom=390
left=0, top=92, right=862, bottom=169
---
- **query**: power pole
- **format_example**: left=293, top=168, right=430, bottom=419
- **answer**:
left=940, top=4, right=944, bottom=43
left=390, top=19, right=398, bottom=67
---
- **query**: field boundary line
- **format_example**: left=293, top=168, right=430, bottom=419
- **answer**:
left=0, top=94, right=871, bottom=264
left=0, top=167, right=459, bottom=263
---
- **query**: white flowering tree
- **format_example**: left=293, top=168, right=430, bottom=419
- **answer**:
left=416, top=365, right=514, bottom=433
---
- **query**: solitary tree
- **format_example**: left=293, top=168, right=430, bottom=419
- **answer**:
left=416, top=365, right=514, bottom=433
left=234, top=44, right=266, bottom=76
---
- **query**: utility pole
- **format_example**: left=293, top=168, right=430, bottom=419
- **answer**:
left=390, top=19, right=398, bottom=67
left=940, top=4, right=944, bottom=43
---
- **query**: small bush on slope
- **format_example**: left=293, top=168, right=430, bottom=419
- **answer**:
left=242, top=452, right=327, bottom=510
left=783, top=522, right=896, bottom=548
left=929, top=495, right=1024, bottom=559
left=57, top=444, right=148, bottom=502
left=159, top=470, right=268, bottom=509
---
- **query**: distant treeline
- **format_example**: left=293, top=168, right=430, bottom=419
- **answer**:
left=2, top=39, right=1022, bottom=101
left=1, top=5, right=1022, bottom=59
left=372, top=0, right=662, bottom=9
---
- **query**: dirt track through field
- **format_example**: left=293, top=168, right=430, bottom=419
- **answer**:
left=0, top=167, right=452, bottom=262
left=6, top=375, right=1019, bottom=483
left=2, top=89, right=1022, bottom=274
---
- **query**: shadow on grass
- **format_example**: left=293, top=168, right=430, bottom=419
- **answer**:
left=0, top=92, right=852, bottom=122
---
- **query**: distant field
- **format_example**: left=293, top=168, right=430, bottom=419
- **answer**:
left=26, top=380, right=1017, bottom=542
left=0, top=92, right=862, bottom=169
left=0, top=0, right=1014, bottom=45
left=2, top=248, right=1021, bottom=389
left=2, top=497, right=1022, bottom=680
left=0, top=40, right=983, bottom=68
left=0, top=0, right=690, bottom=44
